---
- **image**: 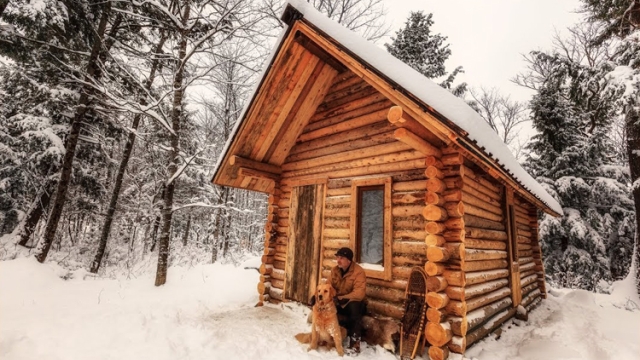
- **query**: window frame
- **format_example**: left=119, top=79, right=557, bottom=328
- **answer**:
left=350, top=177, right=392, bottom=280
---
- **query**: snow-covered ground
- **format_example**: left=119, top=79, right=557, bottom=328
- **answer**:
left=1, top=256, right=638, bottom=360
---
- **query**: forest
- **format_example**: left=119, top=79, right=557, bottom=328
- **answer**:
left=0, top=0, right=638, bottom=296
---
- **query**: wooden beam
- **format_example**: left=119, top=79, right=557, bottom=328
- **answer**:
left=230, top=155, right=282, bottom=174
left=393, top=128, right=442, bottom=157
left=238, top=167, right=280, bottom=182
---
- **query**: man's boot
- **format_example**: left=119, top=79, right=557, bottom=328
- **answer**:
left=346, top=335, right=361, bottom=356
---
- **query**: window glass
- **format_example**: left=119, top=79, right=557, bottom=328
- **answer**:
left=359, top=187, right=384, bottom=265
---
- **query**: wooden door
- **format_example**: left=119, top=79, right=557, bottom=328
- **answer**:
left=284, top=184, right=325, bottom=304
left=505, top=188, right=522, bottom=306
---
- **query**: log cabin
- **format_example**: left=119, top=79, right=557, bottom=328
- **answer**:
left=211, top=1, right=563, bottom=358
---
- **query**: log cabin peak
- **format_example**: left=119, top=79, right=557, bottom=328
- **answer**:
left=211, top=0, right=562, bottom=218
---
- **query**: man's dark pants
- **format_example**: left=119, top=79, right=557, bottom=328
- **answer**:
left=337, top=301, right=366, bottom=340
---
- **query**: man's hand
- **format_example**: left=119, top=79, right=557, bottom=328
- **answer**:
left=333, top=296, right=349, bottom=306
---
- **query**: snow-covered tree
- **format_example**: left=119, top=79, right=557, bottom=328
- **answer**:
left=385, top=11, right=466, bottom=96
left=580, top=0, right=640, bottom=296
left=522, top=45, right=635, bottom=290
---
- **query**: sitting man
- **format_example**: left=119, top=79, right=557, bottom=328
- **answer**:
left=331, top=247, right=366, bottom=354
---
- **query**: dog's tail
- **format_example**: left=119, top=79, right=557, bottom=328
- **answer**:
left=294, top=332, right=311, bottom=343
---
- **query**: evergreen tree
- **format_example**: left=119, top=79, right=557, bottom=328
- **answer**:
left=385, top=11, right=466, bottom=96
left=580, top=0, right=640, bottom=296
left=524, top=50, right=635, bottom=290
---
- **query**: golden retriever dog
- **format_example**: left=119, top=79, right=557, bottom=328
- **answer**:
left=295, top=282, right=345, bottom=356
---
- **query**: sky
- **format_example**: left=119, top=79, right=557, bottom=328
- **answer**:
left=381, top=0, right=584, bottom=103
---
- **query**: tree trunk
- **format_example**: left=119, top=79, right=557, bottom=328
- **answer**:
left=150, top=215, right=160, bottom=252
left=155, top=4, right=190, bottom=286
left=182, top=215, right=191, bottom=246
left=90, top=33, right=167, bottom=273
left=35, top=2, right=112, bottom=263
left=627, top=106, right=640, bottom=296
left=0, top=0, right=8, bottom=17
left=17, top=179, right=55, bottom=247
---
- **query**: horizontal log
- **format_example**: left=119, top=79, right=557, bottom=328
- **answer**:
left=283, top=149, right=423, bottom=178
left=466, top=287, right=511, bottom=313
left=423, top=204, right=448, bottom=221
left=426, top=291, right=449, bottom=309
left=464, top=249, right=508, bottom=261
left=427, top=276, right=448, bottom=292
left=323, top=238, right=349, bottom=249
left=462, top=176, right=501, bottom=201
left=393, top=180, right=426, bottom=192
left=448, top=335, right=466, bottom=354
left=426, top=234, right=446, bottom=246
left=427, top=246, right=450, bottom=262
left=428, top=346, right=450, bottom=360
left=325, top=195, right=349, bottom=206
left=393, top=205, right=424, bottom=217
left=464, top=202, right=502, bottom=222
left=445, top=278, right=509, bottom=302
left=443, top=229, right=465, bottom=242
left=426, top=321, right=452, bottom=347
left=394, top=128, right=442, bottom=157
left=425, top=261, right=445, bottom=276
left=462, top=190, right=503, bottom=216
left=445, top=201, right=465, bottom=217
left=300, top=107, right=389, bottom=143
left=366, top=298, right=404, bottom=320
left=464, top=238, right=507, bottom=251
left=425, top=221, right=447, bottom=235
left=425, top=165, right=444, bottom=179
left=392, top=254, right=425, bottom=267
left=392, top=191, right=426, bottom=205
left=239, top=167, right=279, bottom=182
left=394, top=218, right=425, bottom=230
left=324, top=218, right=349, bottom=228
left=324, top=206, right=349, bottom=217
left=259, top=264, right=273, bottom=275
left=366, top=285, right=406, bottom=303
left=442, top=153, right=464, bottom=166
left=466, top=308, right=516, bottom=349
left=230, top=155, right=282, bottom=174
left=394, top=229, right=427, bottom=240
left=462, top=165, right=501, bottom=193
left=444, top=217, right=464, bottom=230
left=366, top=278, right=408, bottom=292
left=257, top=281, right=270, bottom=295
left=393, top=240, right=426, bottom=256
left=387, top=106, right=443, bottom=145
left=449, top=296, right=512, bottom=337
left=392, top=266, right=413, bottom=280
left=459, top=259, right=508, bottom=272
left=427, top=178, right=447, bottom=193
left=323, top=228, right=349, bottom=238
left=427, top=307, right=445, bottom=323
left=426, top=191, right=446, bottom=206
left=463, top=214, right=505, bottom=231
left=271, top=269, right=285, bottom=280
left=425, top=156, right=443, bottom=169
left=269, top=287, right=284, bottom=301
left=464, top=227, right=507, bottom=241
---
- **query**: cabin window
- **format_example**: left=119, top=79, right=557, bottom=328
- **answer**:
left=350, top=177, right=392, bottom=280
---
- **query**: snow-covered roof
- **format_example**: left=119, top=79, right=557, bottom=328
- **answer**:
left=284, top=0, right=562, bottom=215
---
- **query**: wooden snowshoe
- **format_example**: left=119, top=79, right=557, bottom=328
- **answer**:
left=399, top=266, right=428, bottom=360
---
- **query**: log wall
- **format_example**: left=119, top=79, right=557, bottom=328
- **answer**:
left=261, top=71, right=441, bottom=320
left=514, top=193, right=547, bottom=308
